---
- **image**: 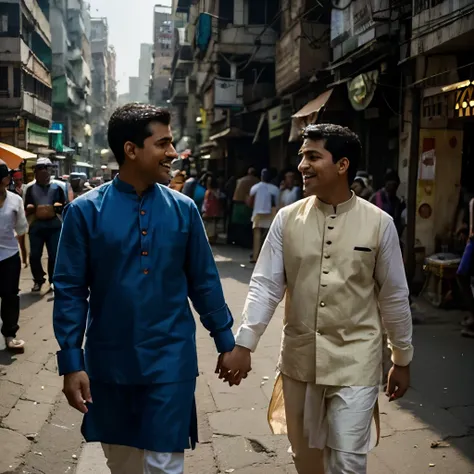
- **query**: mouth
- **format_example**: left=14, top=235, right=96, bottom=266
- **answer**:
left=159, top=161, right=172, bottom=172
left=303, top=174, right=317, bottom=182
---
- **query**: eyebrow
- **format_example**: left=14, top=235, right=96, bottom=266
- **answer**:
left=155, top=136, right=173, bottom=144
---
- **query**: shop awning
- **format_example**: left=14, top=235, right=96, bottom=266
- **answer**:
left=252, top=112, right=267, bottom=144
left=74, top=161, right=94, bottom=169
left=63, top=146, right=76, bottom=153
left=289, top=89, right=334, bottom=142
left=209, top=127, right=253, bottom=141
left=0, top=142, right=37, bottom=169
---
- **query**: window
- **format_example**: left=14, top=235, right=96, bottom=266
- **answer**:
left=248, top=0, right=278, bottom=25
left=219, top=0, right=234, bottom=25
left=0, top=14, right=7, bottom=33
left=13, top=68, right=21, bottom=97
left=0, top=66, right=8, bottom=97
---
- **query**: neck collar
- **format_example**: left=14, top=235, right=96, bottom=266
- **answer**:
left=113, top=175, right=155, bottom=195
left=314, top=191, right=356, bottom=216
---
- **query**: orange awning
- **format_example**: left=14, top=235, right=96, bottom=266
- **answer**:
left=0, top=142, right=37, bottom=169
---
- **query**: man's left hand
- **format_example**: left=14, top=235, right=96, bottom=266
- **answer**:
left=386, top=364, right=410, bottom=401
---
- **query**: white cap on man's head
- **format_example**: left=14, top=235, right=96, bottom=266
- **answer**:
left=36, top=157, right=53, bottom=167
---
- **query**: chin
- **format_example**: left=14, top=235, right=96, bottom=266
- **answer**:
left=156, top=173, right=171, bottom=185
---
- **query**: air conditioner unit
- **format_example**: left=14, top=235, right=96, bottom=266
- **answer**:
left=186, top=76, right=197, bottom=94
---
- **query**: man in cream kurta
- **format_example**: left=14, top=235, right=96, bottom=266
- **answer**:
left=219, top=124, right=413, bottom=474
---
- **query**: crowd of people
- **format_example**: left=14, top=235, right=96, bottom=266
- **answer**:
left=0, top=157, right=102, bottom=352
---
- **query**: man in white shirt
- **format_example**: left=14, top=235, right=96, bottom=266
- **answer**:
left=219, top=124, right=413, bottom=474
left=0, top=160, right=28, bottom=351
left=248, top=169, right=279, bottom=263
left=280, top=171, right=302, bottom=208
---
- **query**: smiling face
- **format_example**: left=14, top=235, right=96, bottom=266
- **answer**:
left=297, top=138, right=350, bottom=198
left=124, top=121, right=177, bottom=185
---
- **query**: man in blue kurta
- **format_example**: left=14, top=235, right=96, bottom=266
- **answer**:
left=53, top=104, right=235, bottom=474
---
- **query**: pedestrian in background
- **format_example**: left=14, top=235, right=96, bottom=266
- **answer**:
left=248, top=168, right=279, bottom=263
left=24, top=158, right=66, bottom=293
left=202, top=174, right=222, bottom=244
left=0, top=160, right=28, bottom=351
left=228, top=167, right=259, bottom=247
left=457, top=196, right=474, bottom=338
left=279, top=170, right=302, bottom=208
left=53, top=103, right=235, bottom=474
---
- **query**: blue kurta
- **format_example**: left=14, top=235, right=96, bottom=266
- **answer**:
left=53, top=176, right=235, bottom=452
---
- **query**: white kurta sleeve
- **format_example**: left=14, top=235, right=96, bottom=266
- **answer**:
left=375, top=218, right=414, bottom=367
left=235, top=210, right=287, bottom=352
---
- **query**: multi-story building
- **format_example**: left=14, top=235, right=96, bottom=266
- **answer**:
left=0, top=0, right=52, bottom=152
left=50, top=0, right=92, bottom=163
left=151, top=4, right=173, bottom=107
left=138, top=43, right=153, bottom=103
left=107, top=45, right=117, bottom=113
left=90, top=17, right=109, bottom=166
left=184, top=0, right=279, bottom=175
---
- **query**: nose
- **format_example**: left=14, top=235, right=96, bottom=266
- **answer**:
left=298, top=157, right=308, bottom=173
left=166, top=144, right=179, bottom=158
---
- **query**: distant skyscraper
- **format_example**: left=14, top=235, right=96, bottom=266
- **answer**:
left=152, top=4, right=173, bottom=107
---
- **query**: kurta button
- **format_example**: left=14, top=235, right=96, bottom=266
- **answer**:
left=142, top=251, right=148, bottom=256
left=324, top=254, right=330, bottom=259
left=320, top=301, right=325, bottom=307
left=143, top=269, right=149, bottom=275
left=328, top=226, right=334, bottom=230
left=326, top=241, right=332, bottom=245
left=142, top=230, right=147, bottom=236
left=323, top=270, right=329, bottom=274
left=140, top=210, right=146, bottom=216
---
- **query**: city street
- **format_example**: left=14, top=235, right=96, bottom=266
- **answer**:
left=1, top=246, right=473, bottom=474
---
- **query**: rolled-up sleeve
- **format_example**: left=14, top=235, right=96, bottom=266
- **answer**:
left=376, top=218, right=414, bottom=367
left=53, top=204, right=90, bottom=375
left=185, top=202, right=235, bottom=354
left=14, top=196, right=28, bottom=236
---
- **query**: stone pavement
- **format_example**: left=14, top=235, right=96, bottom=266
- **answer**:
left=1, top=247, right=474, bottom=474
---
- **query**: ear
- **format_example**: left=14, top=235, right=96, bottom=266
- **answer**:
left=124, top=141, right=137, bottom=161
left=338, top=157, right=350, bottom=176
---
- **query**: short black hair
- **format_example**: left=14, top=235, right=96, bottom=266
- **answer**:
left=107, top=103, right=171, bottom=166
left=384, top=169, right=400, bottom=185
left=302, top=123, right=361, bottom=184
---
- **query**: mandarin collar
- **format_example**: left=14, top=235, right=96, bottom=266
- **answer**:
left=113, top=175, right=156, bottom=195
left=314, top=191, right=356, bottom=216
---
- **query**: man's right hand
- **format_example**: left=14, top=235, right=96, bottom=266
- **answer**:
left=63, top=371, right=92, bottom=413
left=216, top=345, right=252, bottom=386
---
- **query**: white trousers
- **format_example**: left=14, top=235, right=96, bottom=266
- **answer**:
left=282, top=375, right=379, bottom=474
left=102, top=444, right=185, bottom=474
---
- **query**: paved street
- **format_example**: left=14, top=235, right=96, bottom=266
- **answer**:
left=1, top=246, right=474, bottom=474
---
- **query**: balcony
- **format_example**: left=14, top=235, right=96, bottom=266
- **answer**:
left=23, top=92, right=53, bottom=123
left=68, top=11, right=86, bottom=37
left=218, top=25, right=277, bottom=61
left=170, top=78, right=187, bottom=104
left=23, top=0, right=51, bottom=45
left=411, top=0, right=474, bottom=56
left=21, top=41, right=52, bottom=87
left=276, top=21, right=330, bottom=95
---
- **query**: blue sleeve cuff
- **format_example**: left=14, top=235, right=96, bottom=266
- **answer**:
left=57, top=348, right=85, bottom=375
left=213, top=328, right=236, bottom=354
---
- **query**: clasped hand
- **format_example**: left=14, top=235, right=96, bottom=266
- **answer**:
left=216, top=345, right=252, bottom=386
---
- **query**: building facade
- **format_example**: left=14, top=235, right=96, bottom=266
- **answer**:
left=151, top=4, right=173, bottom=108
left=50, top=0, right=92, bottom=172
left=0, top=0, right=52, bottom=152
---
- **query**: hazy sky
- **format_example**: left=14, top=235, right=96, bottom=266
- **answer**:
left=90, top=0, right=171, bottom=95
